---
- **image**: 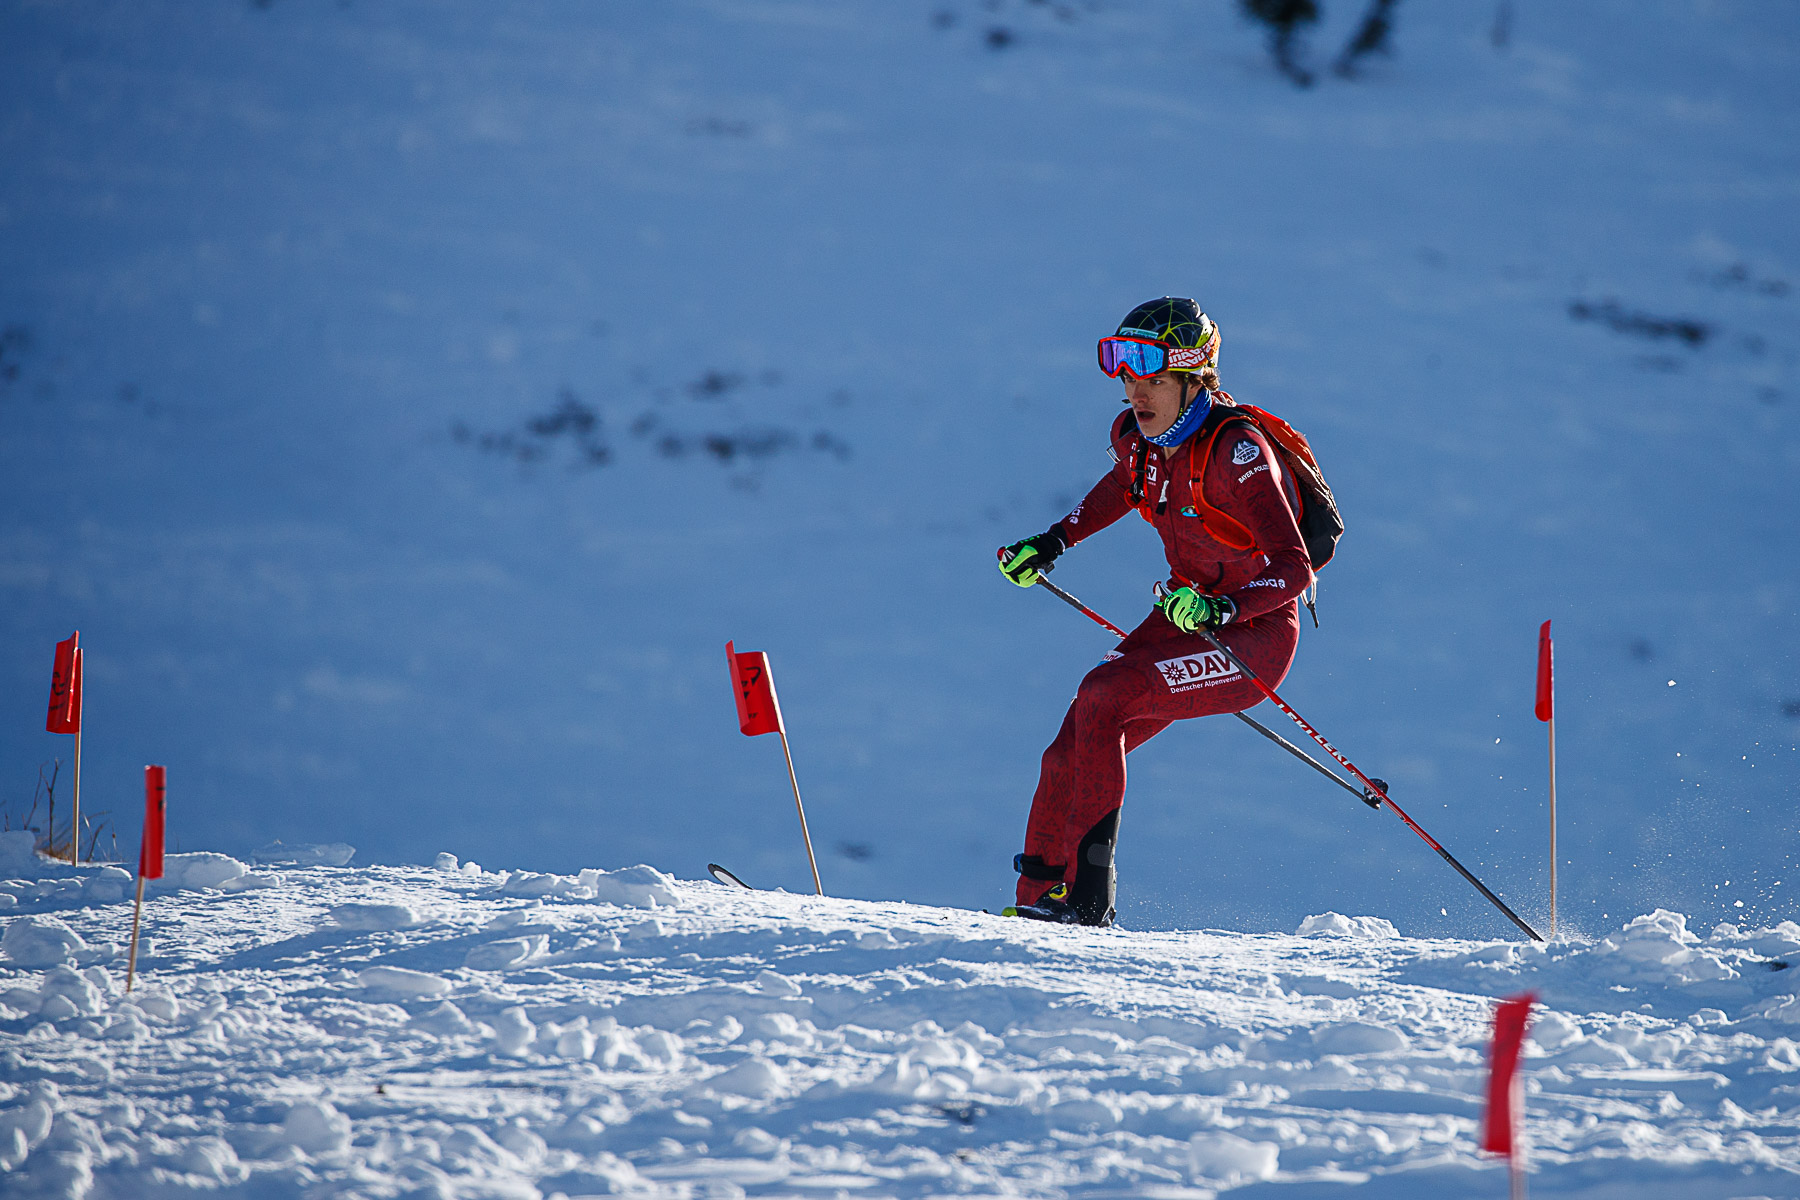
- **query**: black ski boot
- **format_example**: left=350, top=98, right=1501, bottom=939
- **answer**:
left=1068, top=810, right=1119, bottom=927
left=1003, top=882, right=1082, bottom=923
left=1005, top=809, right=1120, bottom=927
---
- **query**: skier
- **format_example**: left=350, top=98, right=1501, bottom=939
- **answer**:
left=997, top=298, right=1313, bottom=926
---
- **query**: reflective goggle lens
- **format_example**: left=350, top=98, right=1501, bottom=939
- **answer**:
left=1097, top=337, right=1166, bottom=378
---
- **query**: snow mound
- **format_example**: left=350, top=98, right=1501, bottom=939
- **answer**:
left=493, top=1005, right=536, bottom=1056
left=464, top=935, right=547, bottom=970
left=433, top=852, right=481, bottom=876
left=0, top=831, right=45, bottom=879
left=1308, top=1020, right=1412, bottom=1057
left=326, top=903, right=419, bottom=930
left=81, top=866, right=133, bottom=903
left=34, top=966, right=107, bottom=1017
left=154, top=853, right=248, bottom=891
left=0, top=1085, right=55, bottom=1170
left=1296, top=912, right=1401, bottom=939
left=410, top=1000, right=477, bottom=1037
left=280, top=1100, right=351, bottom=1154
left=357, top=966, right=451, bottom=996
left=499, top=870, right=565, bottom=897
left=2, top=915, right=87, bottom=967
left=579, top=864, right=678, bottom=908
left=1595, top=909, right=1738, bottom=982
left=709, top=1056, right=791, bottom=1099
left=1188, top=1130, right=1280, bottom=1185
left=252, top=841, right=356, bottom=867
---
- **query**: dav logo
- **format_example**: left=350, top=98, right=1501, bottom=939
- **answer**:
left=1155, top=651, right=1241, bottom=692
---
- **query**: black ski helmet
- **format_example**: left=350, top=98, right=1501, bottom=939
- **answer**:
left=1113, top=297, right=1220, bottom=373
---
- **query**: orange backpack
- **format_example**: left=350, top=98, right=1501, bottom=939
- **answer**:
left=1188, top=392, right=1343, bottom=573
left=1126, top=391, right=1343, bottom=620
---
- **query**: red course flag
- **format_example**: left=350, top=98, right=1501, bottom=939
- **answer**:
left=726, top=641, right=783, bottom=737
left=46, top=632, right=82, bottom=734
left=140, top=766, right=166, bottom=881
left=1534, top=620, right=1554, bottom=722
left=1482, top=992, right=1536, bottom=1156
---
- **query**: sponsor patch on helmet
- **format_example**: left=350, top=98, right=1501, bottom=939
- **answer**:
left=1231, top=440, right=1260, bottom=466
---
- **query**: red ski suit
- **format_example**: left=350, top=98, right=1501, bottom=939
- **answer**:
left=1017, top=401, right=1312, bottom=906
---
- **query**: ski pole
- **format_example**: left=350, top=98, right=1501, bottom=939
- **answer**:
left=1183, top=619, right=1543, bottom=943
left=1229, top=707, right=1385, bottom=808
left=1031, top=563, right=1130, bottom=639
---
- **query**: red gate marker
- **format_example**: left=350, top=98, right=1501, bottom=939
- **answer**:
left=45, top=633, right=85, bottom=862
left=1483, top=992, right=1537, bottom=1199
left=1535, top=621, right=1557, bottom=937
left=727, top=642, right=782, bottom=737
left=128, top=766, right=167, bottom=993
left=46, top=633, right=80, bottom=733
left=140, top=765, right=166, bottom=881
left=726, top=642, right=821, bottom=895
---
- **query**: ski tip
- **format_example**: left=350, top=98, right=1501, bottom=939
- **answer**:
left=707, top=863, right=753, bottom=889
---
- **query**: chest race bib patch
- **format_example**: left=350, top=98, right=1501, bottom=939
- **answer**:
left=1231, top=439, right=1261, bottom=466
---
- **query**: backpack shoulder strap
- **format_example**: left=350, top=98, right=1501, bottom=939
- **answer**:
left=1180, top=404, right=1261, bottom=551
left=1110, top=409, right=1140, bottom=443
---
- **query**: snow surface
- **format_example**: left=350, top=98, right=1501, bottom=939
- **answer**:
left=6, top=856, right=1800, bottom=1197
left=2, top=8, right=1800, bottom=1190
left=5, top=2, right=1799, bottom=1193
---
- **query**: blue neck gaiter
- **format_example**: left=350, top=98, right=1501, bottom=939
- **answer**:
left=1144, top=388, right=1212, bottom=448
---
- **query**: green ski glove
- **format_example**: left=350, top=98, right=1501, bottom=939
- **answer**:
left=1157, top=585, right=1235, bottom=632
left=997, top=528, right=1067, bottom=588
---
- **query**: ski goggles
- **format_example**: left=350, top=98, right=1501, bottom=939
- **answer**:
left=1097, top=335, right=1216, bottom=378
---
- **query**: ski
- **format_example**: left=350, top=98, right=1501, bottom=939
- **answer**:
left=1000, top=902, right=1080, bottom=924
left=707, top=863, right=753, bottom=889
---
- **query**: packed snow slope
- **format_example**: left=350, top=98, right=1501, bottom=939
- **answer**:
left=8, top=852, right=1800, bottom=1197
left=1, top=2, right=1798, bottom=935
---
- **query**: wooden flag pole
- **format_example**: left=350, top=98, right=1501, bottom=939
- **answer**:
left=1534, top=621, right=1557, bottom=941
left=70, top=727, right=82, bottom=864
left=126, top=875, right=146, bottom=993
left=1510, top=1080, right=1529, bottom=1200
left=1547, top=715, right=1558, bottom=940
left=777, top=727, right=823, bottom=896
left=132, top=764, right=167, bottom=993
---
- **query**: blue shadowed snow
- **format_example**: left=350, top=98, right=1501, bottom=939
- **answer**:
left=0, top=1, right=1797, bottom=939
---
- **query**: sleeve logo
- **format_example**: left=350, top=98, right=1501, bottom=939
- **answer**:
left=1231, top=440, right=1261, bottom=466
